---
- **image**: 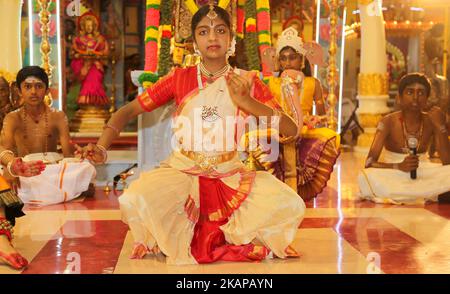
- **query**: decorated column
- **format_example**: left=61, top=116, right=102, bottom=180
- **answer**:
left=0, top=0, right=22, bottom=83
left=355, top=0, right=390, bottom=152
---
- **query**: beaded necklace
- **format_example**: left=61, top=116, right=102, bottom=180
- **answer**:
left=401, top=114, right=424, bottom=153
left=197, top=63, right=231, bottom=88
left=22, top=105, right=49, bottom=156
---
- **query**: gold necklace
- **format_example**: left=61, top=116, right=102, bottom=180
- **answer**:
left=199, top=63, right=230, bottom=82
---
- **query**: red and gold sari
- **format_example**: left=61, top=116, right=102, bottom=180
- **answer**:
left=119, top=66, right=305, bottom=264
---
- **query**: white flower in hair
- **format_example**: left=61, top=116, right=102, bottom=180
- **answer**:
left=276, top=27, right=307, bottom=56
left=227, top=37, right=237, bottom=57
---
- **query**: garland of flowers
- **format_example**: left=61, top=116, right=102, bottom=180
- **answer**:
left=138, top=72, right=160, bottom=89
left=184, top=0, right=199, bottom=15
left=218, top=0, right=231, bottom=9
left=144, top=0, right=161, bottom=72
left=236, top=0, right=246, bottom=40
left=244, top=0, right=260, bottom=71
left=185, top=0, right=231, bottom=16
left=256, top=0, right=271, bottom=74
left=157, top=0, right=174, bottom=76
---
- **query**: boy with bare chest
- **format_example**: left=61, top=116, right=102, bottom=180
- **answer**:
left=0, top=66, right=96, bottom=206
left=359, top=73, right=450, bottom=204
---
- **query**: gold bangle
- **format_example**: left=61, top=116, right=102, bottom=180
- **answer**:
left=96, top=144, right=108, bottom=164
left=0, top=150, right=14, bottom=164
left=7, top=159, right=19, bottom=177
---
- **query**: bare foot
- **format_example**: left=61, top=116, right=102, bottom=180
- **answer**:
left=0, top=235, right=28, bottom=270
left=130, top=243, right=161, bottom=259
left=130, top=243, right=149, bottom=259
left=284, top=245, right=300, bottom=258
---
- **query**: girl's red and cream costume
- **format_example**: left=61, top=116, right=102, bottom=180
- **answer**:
left=119, top=66, right=305, bottom=264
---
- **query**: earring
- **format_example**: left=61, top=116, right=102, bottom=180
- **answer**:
left=193, top=44, right=201, bottom=57
left=226, top=37, right=237, bottom=58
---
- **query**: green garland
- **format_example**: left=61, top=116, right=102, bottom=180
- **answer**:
left=158, top=38, right=172, bottom=76
left=244, top=0, right=260, bottom=71
left=157, top=0, right=174, bottom=76
left=138, top=72, right=160, bottom=85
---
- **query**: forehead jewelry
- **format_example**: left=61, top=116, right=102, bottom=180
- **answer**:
left=207, top=3, right=218, bottom=27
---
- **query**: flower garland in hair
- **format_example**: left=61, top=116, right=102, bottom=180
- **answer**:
left=236, top=0, right=245, bottom=40
left=244, top=0, right=260, bottom=71
left=158, top=0, right=174, bottom=76
left=256, top=0, right=271, bottom=74
left=144, top=0, right=161, bottom=72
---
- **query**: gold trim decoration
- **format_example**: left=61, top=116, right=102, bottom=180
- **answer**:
left=0, top=70, right=16, bottom=84
left=357, top=113, right=385, bottom=129
left=37, top=0, right=53, bottom=106
left=327, top=0, right=338, bottom=131
left=180, top=150, right=237, bottom=172
left=248, top=245, right=268, bottom=260
left=137, top=91, right=159, bottom=112
left=358, top=73, right=389, bottom=96
left=184, top=195, right=199, bottom=223
left=357, top=0, right=375, bottom=5
left=109, top=41, right=116, bottom=113
left=207, top=170, right=256, bottom=222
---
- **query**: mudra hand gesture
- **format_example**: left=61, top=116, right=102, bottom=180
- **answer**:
left=74, top=143, right=107, bottom=164
left=225, top=71, right=253, bottom=107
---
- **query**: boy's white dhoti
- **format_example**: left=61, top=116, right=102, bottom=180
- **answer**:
left=358, top=151, right=450, bottom=204
left=18, top=153, right=96, bottom=206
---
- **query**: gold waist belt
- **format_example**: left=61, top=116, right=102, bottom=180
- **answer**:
left=180, top=150, right=237, bottom=170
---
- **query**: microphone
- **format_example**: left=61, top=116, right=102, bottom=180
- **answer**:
left=407, top=137, right=418, bottom=179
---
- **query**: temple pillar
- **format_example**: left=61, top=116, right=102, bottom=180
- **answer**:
left=355, top=0, right=390, bottom=152
left=0, top=0, right=22, bottom=81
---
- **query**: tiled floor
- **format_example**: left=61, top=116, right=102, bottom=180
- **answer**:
left=1, top=151, right=449, bottom=274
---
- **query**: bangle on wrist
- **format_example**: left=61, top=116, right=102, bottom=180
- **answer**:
left=0, top=150, right=14, bottom=165
left=7, top=159, right=19, bottom=177
left=96, top=144, right=108, bottom=164
left=104, top=123, right=120, bottom=136
left=393, top=163, right=399, bottom=170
